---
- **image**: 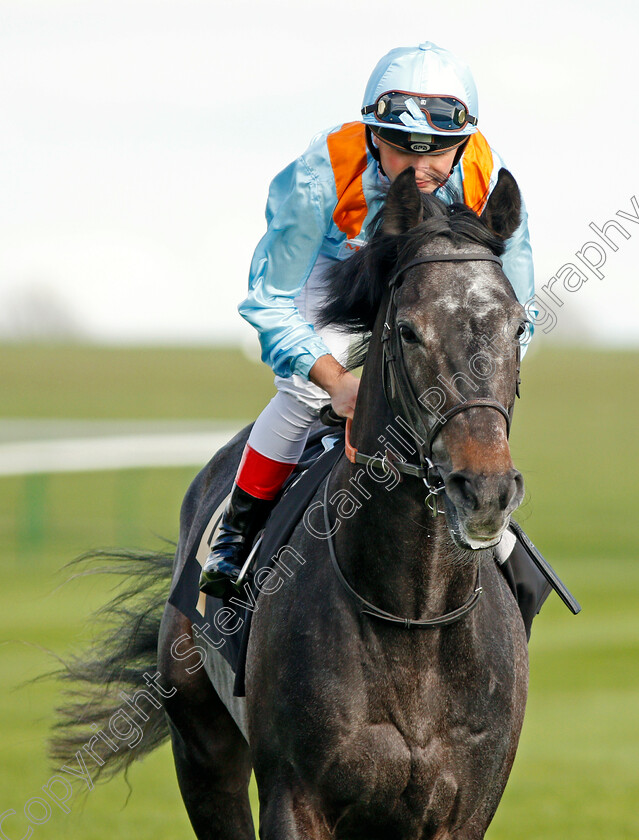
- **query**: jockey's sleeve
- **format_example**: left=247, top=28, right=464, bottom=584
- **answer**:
left=238, top=153, right=335, bottom=379
left=501, top=194, right=536, bottom=357
left=474, top=142, right=536, bottom=358
left=442, top=137, right=536, bottom=357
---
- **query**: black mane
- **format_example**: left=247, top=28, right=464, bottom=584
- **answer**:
left=316, top=193, right=505, bottom=337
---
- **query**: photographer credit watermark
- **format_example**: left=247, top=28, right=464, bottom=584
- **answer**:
left=524, top=194, right=639, bottom=334
left=0, top=671, right=177, bottom=840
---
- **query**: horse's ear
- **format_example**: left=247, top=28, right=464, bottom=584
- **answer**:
left=381, top=167, right=424, bottom=235
left=481, top=168, right=522, bottom=241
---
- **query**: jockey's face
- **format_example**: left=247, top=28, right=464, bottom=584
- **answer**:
left=377, top=137, right=461, bottom=193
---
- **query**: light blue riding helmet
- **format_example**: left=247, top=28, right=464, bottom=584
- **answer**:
left=362, top=42, right=479, bottom=154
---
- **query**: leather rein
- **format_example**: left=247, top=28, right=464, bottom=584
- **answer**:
left=328, top=251, right=518, bottom=629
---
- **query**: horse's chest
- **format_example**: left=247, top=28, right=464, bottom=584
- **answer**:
left=316, top=668, right=510, bottom=834
left=320, top=721, right=481, bottom=838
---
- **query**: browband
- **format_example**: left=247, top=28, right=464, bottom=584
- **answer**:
left=388, top=252, right=504, bottom=288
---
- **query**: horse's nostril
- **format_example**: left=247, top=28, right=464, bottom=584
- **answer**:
left=506, top=470, right=525, bottom=511
left=446, top=471, right=479, bottom=511
left=446, top=469, right=525, bottom=515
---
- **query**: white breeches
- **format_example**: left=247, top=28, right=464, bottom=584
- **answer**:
left=246, top=256, right=351, bottom=464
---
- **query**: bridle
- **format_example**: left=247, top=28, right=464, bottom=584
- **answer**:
left=328, top=250, right=520, bottom=629
left=345, top=250, right=520, bottom=514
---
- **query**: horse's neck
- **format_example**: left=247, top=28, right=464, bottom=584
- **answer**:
left=332, top=465, right=455, bottom=620
left=336, top=322, right=477, bottom=621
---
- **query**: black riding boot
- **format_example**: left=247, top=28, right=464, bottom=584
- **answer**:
left=199, top=484, right=273, bottom=599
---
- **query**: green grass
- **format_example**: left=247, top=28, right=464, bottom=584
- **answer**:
left=1, top=343, right=637, bottom=838
left=0, top=343, right=275, bottom=420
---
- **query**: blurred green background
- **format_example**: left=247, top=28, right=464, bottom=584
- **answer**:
left=0, top=344, right=637, bottom=839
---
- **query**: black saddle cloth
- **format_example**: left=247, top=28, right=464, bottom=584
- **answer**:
left=168, top=426, right=344, bottom=697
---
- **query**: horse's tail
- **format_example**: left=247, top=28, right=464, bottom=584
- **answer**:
left=49, top=547, right=174, bottom=783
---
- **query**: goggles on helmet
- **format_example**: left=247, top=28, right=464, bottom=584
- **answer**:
left=362, top=90, right=477, bottom=133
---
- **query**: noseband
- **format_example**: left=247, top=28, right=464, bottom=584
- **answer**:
left=346, top=250, right=519, bottom=513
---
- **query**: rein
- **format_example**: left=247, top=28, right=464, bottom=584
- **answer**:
left=323, top=465, right=483, bottom=628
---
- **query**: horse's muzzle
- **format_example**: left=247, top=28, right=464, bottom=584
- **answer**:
left=443, top=468, right=525, bottom=547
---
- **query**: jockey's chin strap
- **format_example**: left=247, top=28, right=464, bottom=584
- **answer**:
left=345, top=251, right=519, bottom=514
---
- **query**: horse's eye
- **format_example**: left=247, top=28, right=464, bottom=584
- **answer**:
left=515, top=321, right=528, bottom=338
left=399, top=324, right=419, bottom=344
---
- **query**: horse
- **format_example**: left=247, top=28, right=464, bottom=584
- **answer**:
left=52, top=166, right=532, bottom=839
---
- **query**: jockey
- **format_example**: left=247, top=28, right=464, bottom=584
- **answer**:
left=199, top=42, right=538, bottom=606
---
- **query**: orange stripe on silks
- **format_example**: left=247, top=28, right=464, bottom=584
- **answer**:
left=326, top=122, right=369, bottom=239
left=461, top=131, right=494, bottom=216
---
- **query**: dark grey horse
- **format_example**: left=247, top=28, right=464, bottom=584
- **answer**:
left=52, top=167, right=531, bottom=839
